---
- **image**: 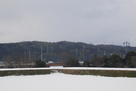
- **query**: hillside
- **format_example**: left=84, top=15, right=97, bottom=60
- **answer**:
left=0, top=41, right=136, bottom=62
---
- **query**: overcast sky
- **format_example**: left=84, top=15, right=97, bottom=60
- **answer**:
left=0, top=0, right=136, bottom=46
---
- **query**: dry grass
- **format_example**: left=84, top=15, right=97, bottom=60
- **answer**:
left=57, top=69, right=136, bottom=77
left=0, top=69, right=51, bottom=77
left=0, top=69, right=136, bottom=77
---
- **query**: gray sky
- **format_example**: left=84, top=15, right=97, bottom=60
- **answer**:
left=0, top=0, right=136, bottom=46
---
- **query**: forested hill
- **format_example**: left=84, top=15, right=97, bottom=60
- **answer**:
left=0, top=41, right=136, bottom=62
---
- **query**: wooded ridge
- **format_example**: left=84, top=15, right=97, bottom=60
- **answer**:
left=0, top=41, right=135, bottom=62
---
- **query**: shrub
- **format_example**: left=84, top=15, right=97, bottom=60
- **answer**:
left=65, top=57, right=80, bottom=67
left=35, top=60, right=46, bottom=67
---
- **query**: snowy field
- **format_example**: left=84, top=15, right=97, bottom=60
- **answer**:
left=0, top=67, right=136, bottom=71
left=0, top=67, right=136, bottom=91
left=0, top=72, right=136, bottom=91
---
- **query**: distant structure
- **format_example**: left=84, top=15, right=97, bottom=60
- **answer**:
left=104, top=50, right=106, bottom=56
left=46, top=61, right=65, bottom=67
left=123, top=42, right=130, bottom=54
left=103, top=42, right=106, bottom=56
left=83, top=44, right=85, bottom=61
left=41, top=45, right=43, bottom=61
left=75, top=48, right=78, bottom=59
left=47, top=44, right=48, bottom=54
left=29, top=51, right=31, bottom=62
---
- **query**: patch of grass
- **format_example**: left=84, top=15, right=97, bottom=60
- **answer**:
left=0, top=69, right=136, bottom=77
left=57, top=69, right=136, bottom=77
left=0, top=70, right=52, bottom=77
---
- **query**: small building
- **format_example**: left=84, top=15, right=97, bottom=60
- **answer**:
left=46, top=61, right=65, bottom=68
left=78, top=61, right=84, bottom=66
left=46, top=63, right=65, bottom=67
left=0, top=61, right=6, bottom=68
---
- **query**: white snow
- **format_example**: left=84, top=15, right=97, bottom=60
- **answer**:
left=0, top=72, right=136, bottom=91
left=0, top=67, right=136, bottom=71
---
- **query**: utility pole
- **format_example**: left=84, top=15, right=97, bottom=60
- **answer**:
left=119, top=46, right=121, bottom=57
left=75, top=48, right=78, bottom=59
left=123, top=41, right=130, bottom=54
left=47, top=44, right=48, bottom=54
left=46, top=44, right=50, bottom=61
left=104, top=50, right=106, bottom=56
left=41, top=45, right=43, bottom=61
left=104, top=42, right=106, bottom=56
left=24, top=51, right=26, bottom=61
left=83, top=44, right=85, bottom=61
left=29, top=51, right=31, bottom=62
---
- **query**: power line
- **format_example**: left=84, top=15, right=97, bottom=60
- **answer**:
left=75, top=48, right=78, bottom=59
left=47, top=44, right=48, bottom=54
left=29, top=51, right=31, bottom=62
left=41, top=45, right=43, bottom=61
left=83, top=44, right=85, bottom=61
left=123, top=41, right=130, bottom=54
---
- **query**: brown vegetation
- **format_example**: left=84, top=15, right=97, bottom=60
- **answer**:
left=57, top=69, right=136, bottom=77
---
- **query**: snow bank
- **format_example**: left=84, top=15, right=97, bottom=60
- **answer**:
left=0, top=67, right=136, bottom=71
left=0, top=73, right=136, bottom=91
left=62, top=67, right=136, bottom=71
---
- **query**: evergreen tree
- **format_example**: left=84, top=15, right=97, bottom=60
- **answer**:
left=91, top=55, right=104, bottom=67
left=108, top=54, right=122, bottom=67
left=65, top=57, right=80, bottom=67
left=35, top=60, right=46, bottom=67
left=130, top=56, right=136, bottom=67
left=125, top=51, right=136, bottom=61
left=125, top=51, right=136, bottom=67
left=103, top=56, right=109, bottom=67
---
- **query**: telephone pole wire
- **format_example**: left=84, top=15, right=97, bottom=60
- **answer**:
left=41, top=45, right=43, bottom=61
left=123, top=41, right=130, bottom=54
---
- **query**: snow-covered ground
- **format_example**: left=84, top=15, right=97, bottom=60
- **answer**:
left=0, top=67, right=136, bottom=71
left=0, top=72, right=136, bottom=91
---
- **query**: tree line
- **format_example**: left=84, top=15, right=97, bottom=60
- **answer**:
left=0, top=41, right=136, bottom=68
left=65, top=51, right=136, bottom=68
left=1, top=51, right=136, bottom=68
left=1, top=41, right=136, bottom=62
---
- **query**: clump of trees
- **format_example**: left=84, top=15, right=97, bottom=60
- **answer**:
left=2, top=52, right=36, bottom=68
left=89, top=51, right=136, bottom=68
left=1, top=48, right=136, bottom=68
left=64, top=51, right=136, bottom=68
left=91, top=55, right=104, bottom=67
left=65, top=57, right=80, bottom=67
left=124, top=51, right=136, bottom=67
left=35, top=60, right=46, bottom=67
left=2, top=41, right=136, bottom=63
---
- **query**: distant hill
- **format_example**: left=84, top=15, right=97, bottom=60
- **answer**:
left=0, top=41, right=136, bottom=62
